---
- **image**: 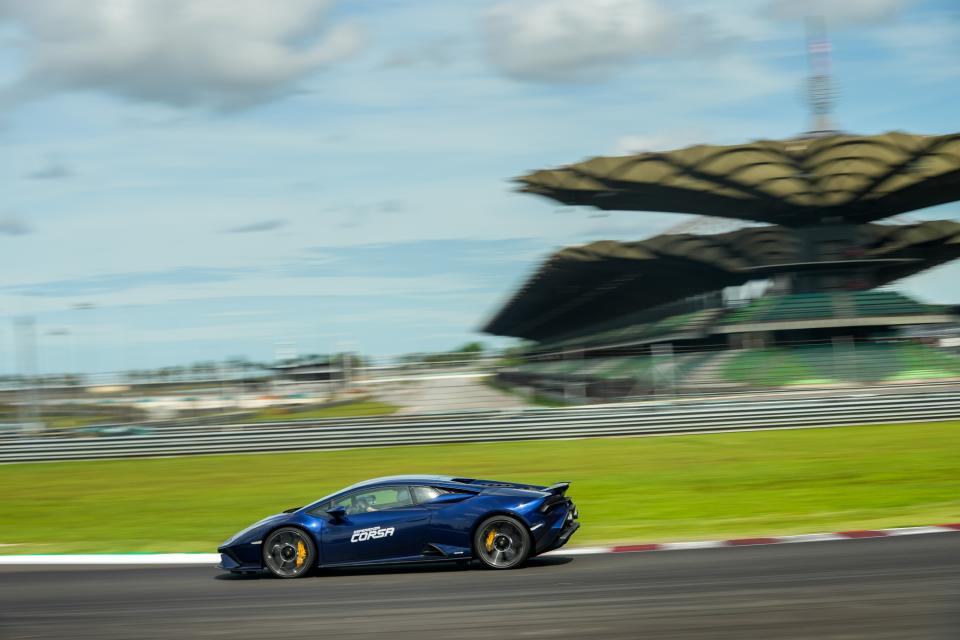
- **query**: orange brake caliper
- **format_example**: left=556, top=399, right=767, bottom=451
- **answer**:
left=296, top=540, right=307, bottom=568
left=485, top=529, right=497, bottom=552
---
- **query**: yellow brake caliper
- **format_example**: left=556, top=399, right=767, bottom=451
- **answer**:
left=295, top=540, right=307, bottom=568
left=485, top=529, right=497, bottom=552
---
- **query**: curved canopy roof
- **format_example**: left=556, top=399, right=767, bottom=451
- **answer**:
left=518, top=131, right=960, bottom=226
left=482, top=220, right=960, bottom=340
left=858, top=219, right=960, bottom=284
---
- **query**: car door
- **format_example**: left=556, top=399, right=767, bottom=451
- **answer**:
left=320, top=485, right=430, bottom=565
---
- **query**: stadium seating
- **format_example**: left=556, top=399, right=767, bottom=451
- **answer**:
left=535, top=309, right=722, bottom=352
left=531, top=292, right=944, bottom=359
left=502, top=288, right=957, bottom=400
left=721, top=291, right=945, bottom=326
left=500, top=342, right=960, bottom=397
left=721, top=343, right=960, bottom=387
left=851, top=291, right=941, bottom=317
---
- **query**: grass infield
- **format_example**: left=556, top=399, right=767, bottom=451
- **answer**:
left=0, top=420, right=957, bottom=554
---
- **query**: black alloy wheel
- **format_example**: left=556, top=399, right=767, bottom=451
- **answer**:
left=473, top=515, right=531, bottom=569
left=263, top=527, right=316, bottom=578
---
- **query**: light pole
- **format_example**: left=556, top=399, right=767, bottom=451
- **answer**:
left=45, top=328, right=76, bottom=405
left=14, top=316, right=41, bottom=433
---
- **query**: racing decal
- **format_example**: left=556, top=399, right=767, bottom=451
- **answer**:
left=350, top=526, right=395, bottom=543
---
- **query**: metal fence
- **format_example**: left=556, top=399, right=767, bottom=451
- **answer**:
left=504, top=339, right=960, bottom=402
left=2, top=389, right=958, bottom=463
left=2, top=341, right=960, bottom=437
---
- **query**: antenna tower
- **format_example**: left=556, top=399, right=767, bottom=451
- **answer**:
left=806, top=16, right=837, bottom=135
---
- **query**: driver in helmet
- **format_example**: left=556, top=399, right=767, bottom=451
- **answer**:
left=353, top=494, right=378, bottom=513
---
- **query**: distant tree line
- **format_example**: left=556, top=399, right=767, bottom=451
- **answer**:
left=0, top=374, right=87, bottom=388
left=0, top=342, right=531, bottom=387
left=396, top=342, right=489, bottom=367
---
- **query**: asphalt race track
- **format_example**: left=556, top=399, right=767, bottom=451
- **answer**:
left=1, top=535, right=958, bottom=639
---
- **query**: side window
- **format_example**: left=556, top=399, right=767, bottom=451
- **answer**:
left=328, top=486, right=414, bottom=515
left=411, top=486, right=443, bottom=504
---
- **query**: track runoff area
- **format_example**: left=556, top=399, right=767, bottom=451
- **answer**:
left=3, top=421, right=957, bottom=639
left=2, top=533, right=958, bottom=639
left=3, top=442, right=958, bottom=639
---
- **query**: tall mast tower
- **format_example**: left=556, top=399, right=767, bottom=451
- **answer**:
left=806, top=16, right=837, bottom=135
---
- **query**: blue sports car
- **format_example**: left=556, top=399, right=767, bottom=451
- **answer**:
left=218, top=475, right=579, bottom=578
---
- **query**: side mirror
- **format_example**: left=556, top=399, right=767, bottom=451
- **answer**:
left=326, top=506, right=347, bottom=521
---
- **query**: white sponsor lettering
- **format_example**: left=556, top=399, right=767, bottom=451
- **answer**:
left=350, top=526, right=395, bottom=543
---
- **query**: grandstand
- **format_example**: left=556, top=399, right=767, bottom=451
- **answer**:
left=484, top=132, right=960, bottom=399
left=497, top=291, right=960, bottom=397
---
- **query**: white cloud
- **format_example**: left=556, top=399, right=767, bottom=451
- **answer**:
left=484, top=0, right=716, bottom=82
left=0, top=0, right=363, bottom=110
left=613, top=129, right=711, bottom=155
left=483, top=0, right=920, bottom=84
left=764, top=0, right=912, bottom=25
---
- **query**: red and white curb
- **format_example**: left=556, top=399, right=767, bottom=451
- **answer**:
left=551, top=523, right=960, bottom=556
left=1, top=524, right=957, bottom=565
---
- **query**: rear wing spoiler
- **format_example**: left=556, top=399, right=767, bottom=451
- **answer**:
left=544, top=482, right=570, bottom=496
left=539, top=482, right=572, bottom=513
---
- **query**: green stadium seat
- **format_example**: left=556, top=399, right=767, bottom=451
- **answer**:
left=721, top=291, right=944, bottom=326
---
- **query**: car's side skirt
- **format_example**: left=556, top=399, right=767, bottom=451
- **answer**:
left=318, top=554, right=472, bottom=569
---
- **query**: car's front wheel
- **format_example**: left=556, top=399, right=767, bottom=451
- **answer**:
left=263, top=527, right=316, bottom=578
left=473, top=515, right=531, bottom=569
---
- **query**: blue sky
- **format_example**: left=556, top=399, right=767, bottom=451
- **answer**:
left=1, top=0, right=958, bottom=373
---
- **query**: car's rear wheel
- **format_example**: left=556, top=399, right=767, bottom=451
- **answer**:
left=473, top=515, right=531, bottom=569
left=263, top=527, right=316, bottom=578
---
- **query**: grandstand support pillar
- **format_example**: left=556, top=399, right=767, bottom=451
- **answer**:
left=832, top=335, right=857, bottom=384
left=652, top=343, right=676, bottom=397
left=745, top=332, right=769, bottom=349
left=563, top=348, right=585, bottom=404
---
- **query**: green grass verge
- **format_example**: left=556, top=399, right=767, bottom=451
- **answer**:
left=45, top=415, right=127, bottom=429
left=248, top=401, right=398, bottom=422
left=1, top=420, right=958, bottom=554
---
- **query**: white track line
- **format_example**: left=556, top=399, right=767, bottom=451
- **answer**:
left=0, top=553, right=220, bottom=565
left=777, top=533, right=845, bottom=544
left=658, top=541, right=726, bottom=551
left=548, top=546, right=610, bottom=556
